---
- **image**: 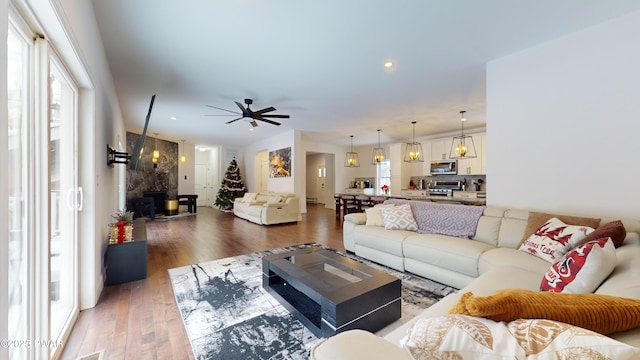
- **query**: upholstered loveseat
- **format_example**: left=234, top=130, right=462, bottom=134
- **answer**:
left=233, top=192, right=300, bottom=225
left=311, top=200, right=640, bottom=358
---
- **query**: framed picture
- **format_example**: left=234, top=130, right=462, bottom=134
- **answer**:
left=269, top=147, right=291, bottom=178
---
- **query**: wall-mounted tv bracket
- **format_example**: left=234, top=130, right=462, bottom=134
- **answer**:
left=107, top=144, right=130, bottom=167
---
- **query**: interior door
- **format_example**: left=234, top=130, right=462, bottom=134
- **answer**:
left=195, top=163, right=209, bottom=205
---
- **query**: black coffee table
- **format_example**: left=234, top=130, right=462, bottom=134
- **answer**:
left=262, top=246, right=401, bottom=337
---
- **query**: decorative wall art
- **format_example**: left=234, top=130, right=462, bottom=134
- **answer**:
left=269, top=147, right=292, bottom=178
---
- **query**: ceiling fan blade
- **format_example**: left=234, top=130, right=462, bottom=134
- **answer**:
left=205, top=114, right=238, bottom=116
left=250, top=120, right=258, bottom=127
left=205, top=105, right=241, bottom=114
left=253, top=106, right=276, bottom=114
left=257, top=118, right=281, bottom=126
left=261, top=114, right=290, bottom=118
left=225, top=117, right=243, bottom=124
left=234, top=101, right=247, bottom=113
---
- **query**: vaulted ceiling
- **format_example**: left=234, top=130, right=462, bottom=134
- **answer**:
left=92, top=0, right=640, bottom=147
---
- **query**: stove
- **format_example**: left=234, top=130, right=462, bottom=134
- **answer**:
left=428, top=180, right=462, bottom=197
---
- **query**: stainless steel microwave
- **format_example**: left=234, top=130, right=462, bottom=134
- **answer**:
left=430, top=160, right=457, bottom=175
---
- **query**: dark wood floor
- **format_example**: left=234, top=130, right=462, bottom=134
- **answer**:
left=61, top=203, right=344, bottom=360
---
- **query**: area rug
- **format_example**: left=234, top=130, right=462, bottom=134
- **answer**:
left=168, top=243, right=456, bottom=360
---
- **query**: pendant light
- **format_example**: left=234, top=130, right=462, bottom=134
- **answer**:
left=180, top=140, right=187, bottom=163
left=152, top=132, right=160, bottom=162
left=404, top=121, right=424, bottom=162
left=450, top=110, right=477, bottom=159
left=344, top=135, right=360, bottom=167
left=371, top=129, right=386, bottom=165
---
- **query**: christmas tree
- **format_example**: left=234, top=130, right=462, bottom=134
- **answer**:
left=215, top=157, right=247, bottom=210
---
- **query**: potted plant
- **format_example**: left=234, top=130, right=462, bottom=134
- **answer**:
left=109, top=209, right=134, bottom=244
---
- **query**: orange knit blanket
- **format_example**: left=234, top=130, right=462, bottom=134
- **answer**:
left=449, top=288, right=640, bottom=335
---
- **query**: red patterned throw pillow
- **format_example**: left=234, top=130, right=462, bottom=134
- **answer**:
left=519, top=217, right=594, bottom=263
left=540, top=237, right=616, bottom=293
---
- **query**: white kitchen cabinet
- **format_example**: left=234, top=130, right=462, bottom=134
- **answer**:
left=430, top=139, right=451, bottom=161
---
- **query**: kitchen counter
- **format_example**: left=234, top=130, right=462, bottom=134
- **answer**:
left=334, top=193, right=486, bottom=214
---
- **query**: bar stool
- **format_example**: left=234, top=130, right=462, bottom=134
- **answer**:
left=334, top=194, right=342, bottom=218
left=342, top=195, right=358, bottom=218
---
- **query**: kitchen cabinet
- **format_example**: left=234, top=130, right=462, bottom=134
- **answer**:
left=457, top=133, right=486, bottom=175
left=400, top=189, right=427, bottom=197
left=430, top=139, right=451, bottom=161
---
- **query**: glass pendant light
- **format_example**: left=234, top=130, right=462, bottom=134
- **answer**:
left=180, top=140, right=187, bottom=163
left=371, top=129, right=386, bottom=165
left=450, top=110, right=477, bottom=159
left=152, top=132, right=160, bottom=160
left=404, top=121, right=424, bottom=162
left=344, top=135, right=360, bottom=167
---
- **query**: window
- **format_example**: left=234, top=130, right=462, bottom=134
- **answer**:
left=376, top=160, right=391, bottom=195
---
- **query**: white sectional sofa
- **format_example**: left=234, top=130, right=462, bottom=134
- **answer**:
left=311, top=201, right=640, bottom=358
left=233, top=192, right=300, bottom=225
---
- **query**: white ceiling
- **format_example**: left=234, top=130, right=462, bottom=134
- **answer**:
left=91, top=0, right=640, bottom=147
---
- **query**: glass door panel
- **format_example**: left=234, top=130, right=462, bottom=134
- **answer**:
left=7, top=22, right=30, bottom=360
left=49, top=60, right=79, bottom=350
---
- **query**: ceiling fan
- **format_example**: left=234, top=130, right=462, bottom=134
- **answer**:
left=206, top=98, right=290, bottom=127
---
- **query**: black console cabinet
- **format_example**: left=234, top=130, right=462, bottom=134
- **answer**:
left=104, top=219, right=147, bottom=286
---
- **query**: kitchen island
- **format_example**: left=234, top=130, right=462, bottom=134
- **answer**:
left=334, top=192, right=486, bottom=219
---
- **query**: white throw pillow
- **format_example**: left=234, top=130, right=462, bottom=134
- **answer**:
left=540, top=237, right=616, bottom=293
left=400, top=314, right=527, bottom=359
left=365, top=204, right=395, bottom=227
left=242, top=192, right=257, bottom=202
left=401, top=315, right=640, bottom=360
left=518, top=217, right=594, bottom=263
left=380, top=203, right=417, bottom=231
left=268, top=195, right=283, bottom=204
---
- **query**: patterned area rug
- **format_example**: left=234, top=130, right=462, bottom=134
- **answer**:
left=168, top=243, right=456, bottom=360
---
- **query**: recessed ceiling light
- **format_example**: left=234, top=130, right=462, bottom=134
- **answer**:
left=249, top=128, right=254, bottom=132
left=170, top=116, right=177, bottom=121
left=384, top=61, right=394, bottom=68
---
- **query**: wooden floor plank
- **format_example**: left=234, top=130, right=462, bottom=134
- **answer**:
left=61, top=204, right=343, bottom=359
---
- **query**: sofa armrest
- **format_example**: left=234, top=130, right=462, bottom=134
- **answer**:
left=344, top=212, right=366, bottom=225
left=310, top=330, right=409, bottom=360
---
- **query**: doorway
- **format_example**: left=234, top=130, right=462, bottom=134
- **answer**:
left=306, top=153, right=335, bottom=206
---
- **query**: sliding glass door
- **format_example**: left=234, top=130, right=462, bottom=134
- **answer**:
left=48, top=54, right=80, bottom=355
left=7, top=13, right=81, bottom=360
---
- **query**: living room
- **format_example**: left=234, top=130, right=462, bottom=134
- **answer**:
left=3, top=1, right=640, bottom=359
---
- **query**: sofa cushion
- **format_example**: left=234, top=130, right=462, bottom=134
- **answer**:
left=381, top=204, right=418, bottom=231
left=449, top=288, right=640, bottom=335
left=267, top=195, right=282, bottom=203
left=353, top=226, right=413, bottom=257
left=241, top=192, right=257, bottom=202
left=518, top=217, right=594, bottom=263
left=576, top=220, right=627, bottom=248
left=519, top=211, right=601, bottom=247
left=540, top=238, right=616, bottom=294
left=400, top=315, right=640, bottom=359
left=365, top=204, right=395, bottom=227
left=478, top=248, right=551, bottom=275
left=403, top=234, right=494, bottom=278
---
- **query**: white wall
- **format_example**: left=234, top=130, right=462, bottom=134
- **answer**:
left=178, top=141, right=196, bottom=195
left=487, top=10, right=640, bottom=218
